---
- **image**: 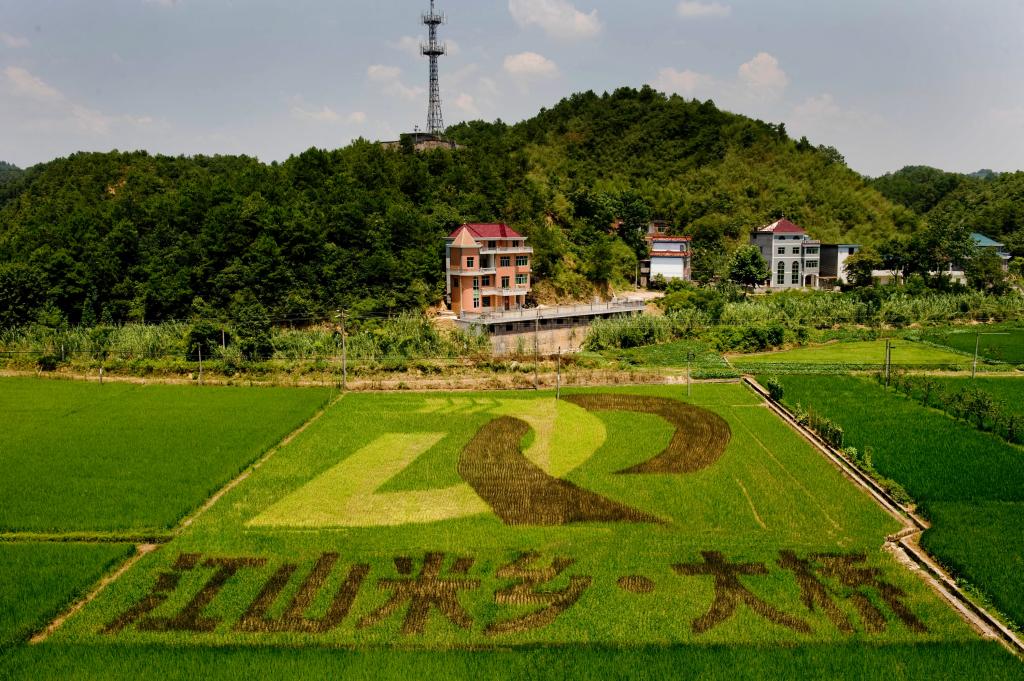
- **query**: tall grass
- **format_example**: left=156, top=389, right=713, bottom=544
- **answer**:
left=0, top=315, right=491, bottom=364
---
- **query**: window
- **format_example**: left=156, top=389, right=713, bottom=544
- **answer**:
left=482, top=296, right=492, bottom=308
left=792, top=247, right=800, bottom=255
left=451, top=278, right=459, bottom=288
left=806, top=260, right=819, bottom=269
left=805, top=247, right=819, bottom=255
left=488, top=241, right=497, bottom=250
left=500, top=256, right=511, bottom=267
left=777, top=247, right=785, bottom=255
left=501, top=276, right=510, bottom=289
left=516, top=255, right=529, bottom=267
left=777, top=261, right=786, bottom=285
left=505, top=324, right=514, bottom=332
left=792, top=264, right=800, bottom=284
left=848, top=247, right=857, bottom=255
left=472, top=277, right=480, bottom=290
left=481, top=276, right=491, bottom=287
left=472, top=294, right=480, bottom=309
left=516, top=274, right=528, bottom=286
left=466, top=257, right=475, bottom=269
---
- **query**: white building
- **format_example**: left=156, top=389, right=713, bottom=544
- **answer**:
left=648, top=236, right=692, bottom=283
left=750, top=219, right=822, bottom=289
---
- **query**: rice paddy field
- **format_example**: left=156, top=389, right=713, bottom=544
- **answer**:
left=0, top=378, right=330, bottom=534
left=1, top=379, right=1021, bottom=678
left=925, top=327, right=1024, bottom=366
left=769, top=375, right=1024, bottom=631
left=730, top=339, right=975, bottom=372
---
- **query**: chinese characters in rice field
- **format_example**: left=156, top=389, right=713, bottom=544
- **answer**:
left=103, top=550, right=926, bottom=638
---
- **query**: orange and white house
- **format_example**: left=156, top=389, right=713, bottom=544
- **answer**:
left=445, top=224, right=533, bottom=317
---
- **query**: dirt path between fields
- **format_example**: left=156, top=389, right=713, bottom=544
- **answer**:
left=743, top=376, right=1024, bottom=658
left=25, top=393, right=345, bottom=644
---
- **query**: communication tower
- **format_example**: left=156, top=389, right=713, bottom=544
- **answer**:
left=421, top=0, right=446, bottom=135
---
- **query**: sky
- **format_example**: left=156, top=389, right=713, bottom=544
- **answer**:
left=1, top=0, right=1023, bottom=177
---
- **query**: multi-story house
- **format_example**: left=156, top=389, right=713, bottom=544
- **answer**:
left=648, top=236, right=693, bottom=283
left=445, top=223, right=533, bottom=317
left=820, top=244, right=862, bottom=286
left=750, top=219, right=822, bottom=289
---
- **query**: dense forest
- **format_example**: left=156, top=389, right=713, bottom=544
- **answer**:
left=872, top=166, right=1024, bottom=256
left=0, top=162, right=22, bottom=186
left=0, top=87, right=1017, bottom=328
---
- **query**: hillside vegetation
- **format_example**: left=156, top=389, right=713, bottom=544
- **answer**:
left=873, top=166, right=1024, bottom=256
left=0, top=87, right=930, bottom=326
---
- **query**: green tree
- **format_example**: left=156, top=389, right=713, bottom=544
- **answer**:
left=843, top=249, right=882, bottom=288
left=965, top=248, right=1010, bottom=295
left=728, top=245, right=770, bottom=289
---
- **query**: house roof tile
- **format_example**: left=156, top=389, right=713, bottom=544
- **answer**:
left=449, top=223, right=525, bottom=239
left=760, top=218, right=807, bottom=234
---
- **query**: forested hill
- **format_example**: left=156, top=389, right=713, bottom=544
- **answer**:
left=0, top=87, right=914, bottom=327
left=873, top=166, right=1024, bottom=256
left=0, top=162, right=22, bottom=185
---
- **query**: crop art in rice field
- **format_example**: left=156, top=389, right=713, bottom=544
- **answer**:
left=55, top=386, right=977, bottom=647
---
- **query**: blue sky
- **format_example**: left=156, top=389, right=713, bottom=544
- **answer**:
left=1, top=0, right=1022, bottom=176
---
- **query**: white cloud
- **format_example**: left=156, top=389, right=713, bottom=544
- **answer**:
left=793, top=93, right=841, bottom=120
left=676, top=1, right=731, bottom=19
left=508, top=0, right=602, bottom=40
left=1, top=33, right=30, bottom=49
left=291, top=105, right=340, bottom=123
left=348, top=111, right=367, bottom=124
left=367, top=64, right=424, bottom=101
left=367, top=64, right=402, bottom=82
left=454, top=93, right=480, bottom=117
left=504, top=52, right=559, bottom=80
left=654, top=67, right=714, bottom=97
left=738, top=52, right=788, bottom=98
left=4, top=66, right=63, bottom=101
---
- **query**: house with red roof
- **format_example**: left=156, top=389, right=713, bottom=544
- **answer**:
left=445, top=224, right=533, bottom=316
left=750, top=219, right=825, bottom=289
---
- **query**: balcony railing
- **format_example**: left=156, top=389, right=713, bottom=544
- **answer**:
left=449, top=267, right=497, bottom=276
left=480, top=246, right=534, bottom=255
left=480, top=286, right=530, bottom=297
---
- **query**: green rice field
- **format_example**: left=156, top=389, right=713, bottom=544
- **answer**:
left=732, top=340, right=973, bottom=371
left=925, top=327, right=1024, bottom=365
left=0, top=378, right=330, bottom=533
left=770, top=375, right=1024, bottom=629
left=0, top=543, right=132, bottom=649
left=2, top=380, right=1021, bottom=678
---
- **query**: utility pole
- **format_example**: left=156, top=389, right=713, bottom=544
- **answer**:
left=556, top=347, right=562, bottom=400
left=534, top=311, right=540, bottom=390
left=884, top=339, right=891, bottom=388
left=687, top=351, right=693, bottom=398
left=198, top=346, right=203, bottom=385
left=973, top=332, right=1010, bottom=379
left=343, top=315, right=348, bottom=392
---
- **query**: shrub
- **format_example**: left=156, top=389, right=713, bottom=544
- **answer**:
left=764, top=376, right=784, bottom=401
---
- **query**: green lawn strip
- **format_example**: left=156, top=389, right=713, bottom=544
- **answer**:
left=4, top=642, right=1022, bottom=681
left=732, top=339, right=976, bottom=372
left=0, top=543, right=133, bottom=649
left=921, top=502, right=1024, bottom=628
left=767, top=375, right=1024, bottom=505
left=53, top=385, right=971, bottom=648
left=0, top=378, right=330, bottom=533
left=924, top=327, right=1024, bottom=365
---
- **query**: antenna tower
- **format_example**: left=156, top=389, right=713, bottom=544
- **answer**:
left=421, top=0, right=446, bottom=135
